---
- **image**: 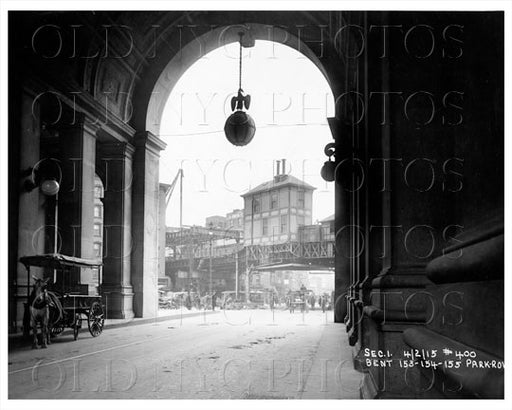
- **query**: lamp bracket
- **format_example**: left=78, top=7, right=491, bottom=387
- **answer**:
left=324, top=142, right=336, bottom=159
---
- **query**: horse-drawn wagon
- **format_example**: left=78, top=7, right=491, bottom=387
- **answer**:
left=20, top=253, right=105, bottom=346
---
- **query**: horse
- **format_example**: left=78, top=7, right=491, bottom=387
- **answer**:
left=28, top=276, right=52, bottom=349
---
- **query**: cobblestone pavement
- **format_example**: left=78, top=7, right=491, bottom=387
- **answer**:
left=8, top=309, right=363, bottom=399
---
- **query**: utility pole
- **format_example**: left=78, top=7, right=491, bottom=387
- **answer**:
left=188, top=234, right=193, bottom=291
left=245, top=248, right=250, bottom=303
left=208, top=224, right=213, bottom=295
left=209, top=239, right=213, bottom=295
left=179, top=168, right=183, bottom=229
left=235, top=247, right=239, bottom=299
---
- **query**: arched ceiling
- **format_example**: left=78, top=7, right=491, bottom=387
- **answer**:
left=13, top=11, right=364, bottom=142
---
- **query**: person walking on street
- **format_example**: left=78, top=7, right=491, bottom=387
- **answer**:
left=321, top=295, right=326, bottom=313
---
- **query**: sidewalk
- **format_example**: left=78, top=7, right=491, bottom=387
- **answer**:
left=300, top=323, right=364, bottom=399
left=8, top=308, right=218, bottom=350
left=8, top=310, right=365, bottom=399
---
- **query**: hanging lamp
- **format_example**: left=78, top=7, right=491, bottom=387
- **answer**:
left=224, top=32, right=256, bottom=146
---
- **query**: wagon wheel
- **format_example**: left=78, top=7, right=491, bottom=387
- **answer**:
left=73, top=314, right=82, bottom=341
left=88, top=301, right=104, bottom=337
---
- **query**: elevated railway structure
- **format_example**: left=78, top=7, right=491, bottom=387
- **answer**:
left=165, top=226, right=334, bottom=293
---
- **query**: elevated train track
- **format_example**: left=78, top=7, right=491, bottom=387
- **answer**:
left=166, top=240, right=335, bottom=273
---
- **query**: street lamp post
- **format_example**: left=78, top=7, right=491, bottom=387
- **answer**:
left=27, top=159, right=62, bottom=282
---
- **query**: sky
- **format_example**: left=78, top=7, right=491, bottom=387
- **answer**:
left=158, top=40, right=335, bottom=228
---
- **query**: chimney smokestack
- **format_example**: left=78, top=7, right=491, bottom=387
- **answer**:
left=281, top=159, right=286, bottom=175
left=275, top=160, right=281, bottom=176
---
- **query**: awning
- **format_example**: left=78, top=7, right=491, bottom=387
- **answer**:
left=20, top=253, right=103, bottom=269
left=253, top=262, right=334, bottom=272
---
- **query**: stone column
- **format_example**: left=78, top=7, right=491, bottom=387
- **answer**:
left=58, top=115, right=98, bottom=291
left=356, top=12, right=458, bottom=398
left=98, top=142, right=135, bottom=319
left=131, top=131, right=167, bottom=318
left=14, top=87, right=46, bottom=329
left=328, top=118, right=352, bottom=325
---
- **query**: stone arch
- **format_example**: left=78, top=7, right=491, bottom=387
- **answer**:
left=79, top=14, right=357, bottom=319
left=143, top=23, right=337, bottom=136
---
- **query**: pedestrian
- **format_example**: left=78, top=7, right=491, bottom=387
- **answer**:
left=303, top=293, right=309, bottom=313
left=212, top=292, right=216, bottom=311
left=287, top=293, right=294, bottom=313
left=320, top=295, right=326, bottom=313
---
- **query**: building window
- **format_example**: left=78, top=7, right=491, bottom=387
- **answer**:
left=94, top=205, right=102, bottom=218
left=253, top=198, right=261, bottom=213
left=298, top=190, right=305, bottom=208
left=94, top=185, right=104, bottom=199
left=262, top=218, right=268, bottom=235
left=297, top=215, right=305, bottom=227
left=270, top=192, right=278, bottom=209
left=94, top=223, right=101, bottom=237
left=92, top=268, right=99, bottom=282
left=93, top=242, right=101, bottom=257
left=280, top=215, right=287, bottom=234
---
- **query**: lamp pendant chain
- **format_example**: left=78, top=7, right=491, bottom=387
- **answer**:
left=239, top=40, right=242, bottom=91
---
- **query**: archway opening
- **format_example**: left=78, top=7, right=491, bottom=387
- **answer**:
left=156, top=38, right=336, bottom=321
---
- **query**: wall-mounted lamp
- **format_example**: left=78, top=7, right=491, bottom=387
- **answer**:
left=40, top=178, right=60, bottom=196
left=22, top=158, right=62, bottom=258
left=23, top=158, right=62, bottom=196
left=320, top=142, right=337, bottom=182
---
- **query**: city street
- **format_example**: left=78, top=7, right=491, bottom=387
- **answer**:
left=8, top=309, right=362, bottom=399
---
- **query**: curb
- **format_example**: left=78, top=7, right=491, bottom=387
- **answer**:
left=8, top=310, right=219, bottom=348
left=104, top=309, right=219, bottom=330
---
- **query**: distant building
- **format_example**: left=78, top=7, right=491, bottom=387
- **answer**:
left=307, top=270, right=335, bottom=295
left=226, top=209, right=244, bottom=231
left=92, top=175, right=104, bottom=260
left=92, top=175, right=104, bottom=284
left=251, top=269, right=334, bottom=298
left=251, top=270, right=310, bottom=296
left=298, top=213, right=335, bottom=243
left=320, top=214, right=335, bottom=240
left=241, top=160, right=315, bottom=245
left=204, top=209, right=243, bottom=232
left=205, top=215, right=227, bottom=229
